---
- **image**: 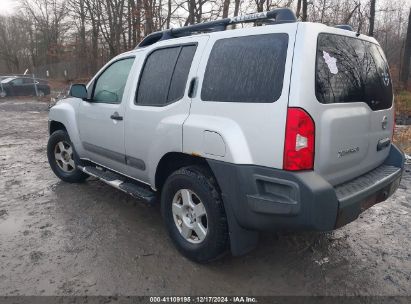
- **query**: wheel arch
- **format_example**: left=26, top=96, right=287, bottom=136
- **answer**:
left=48, top=98, right=84, bottom=157
left=49, top=120, right=67, bottom=135
left=154, top=152, right=214, bottom=191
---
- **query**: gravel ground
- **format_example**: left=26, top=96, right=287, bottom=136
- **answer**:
left=0, top=99, right=410, bottom=296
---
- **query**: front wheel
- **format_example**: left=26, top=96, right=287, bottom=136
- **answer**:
left=47, top=130, right=88, bottom=183
left=161, top=166, right=229, bottom=263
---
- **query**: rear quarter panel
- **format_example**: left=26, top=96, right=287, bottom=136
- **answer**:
left=183, top=23, right=298, bottom=168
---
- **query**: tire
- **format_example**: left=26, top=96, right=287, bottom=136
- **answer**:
left=161, top=166, right=229, bottom=263
left=0, top=90, right=7, bottom=98
left=47, top=130, right=88, bottom=183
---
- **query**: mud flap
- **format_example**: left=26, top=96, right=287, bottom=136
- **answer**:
left=221, top=192, right=259, bottom=256
left=207, top=160, right=259, bottom=256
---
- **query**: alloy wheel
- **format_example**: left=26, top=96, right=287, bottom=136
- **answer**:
left=54, top=141, right=75, bottom=173
left=172, top=189, right=208, bottom=244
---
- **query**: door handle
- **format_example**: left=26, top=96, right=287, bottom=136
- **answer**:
left=110, top=112, right=123, bottom=121
left=188, top=77, right=197, bottom=98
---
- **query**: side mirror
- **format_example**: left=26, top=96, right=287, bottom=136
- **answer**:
left=69, top=84, right=88, bottom=100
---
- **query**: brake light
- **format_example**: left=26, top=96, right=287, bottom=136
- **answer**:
left=283, top=108, right=315, bottom=171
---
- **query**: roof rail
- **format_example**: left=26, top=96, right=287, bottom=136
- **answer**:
left=334, top=25, right=354, bottom=31
left=137, top=8, right=297, bottom=48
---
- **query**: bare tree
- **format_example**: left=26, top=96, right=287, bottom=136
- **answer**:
left=0, top=0, right=407, bottom=85
left=369, top=0, right=376, bottom=36
left=296, top=0, right=301, bottom=18
left=301, top=0, right=307, bottom=21
left=401, top=7, right=411, bottom=86
left=222, top=0, right=230, bottom=18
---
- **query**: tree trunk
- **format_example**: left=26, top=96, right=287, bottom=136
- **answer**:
left=302, top=0, right=308, bottom=21
left=79, top=0, right=87, bottom=76
left=256, top=0, right=264, bottom=13
left=234, top=0, right=240, bottom=16
left=320, top=0, right=326, bottom=23
left=166, top=0, right=171, bottom=28
left=186, top=0, right=196, bottom=25
left=127, top=1, right=132, bottom=49
left=144, top=0, right=154, bottom=34
left=222, top=0, right=230, bottom=18
left=296, top=0, right=302, bottom=18
left=136, top=0, right=141, bottom=43
left=401, top=8, right=411, bottom=87
left=369, top=0, right=376, bottom=36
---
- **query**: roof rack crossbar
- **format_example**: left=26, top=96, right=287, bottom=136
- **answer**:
left=137, top=8, right=297, bottom=48
left=334, top=25, right=354, bottom=31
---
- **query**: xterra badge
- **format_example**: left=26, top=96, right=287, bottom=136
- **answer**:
left=338, top=147, right=360, bottom=158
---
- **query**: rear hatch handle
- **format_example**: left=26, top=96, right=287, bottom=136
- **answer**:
left=377, top=137, right=390, bottom=151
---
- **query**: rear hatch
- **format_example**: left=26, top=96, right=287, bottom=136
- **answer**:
left=309, top=32, right=393, bottom=185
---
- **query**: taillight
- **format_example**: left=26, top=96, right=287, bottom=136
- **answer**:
left=283, top=107, right=315, bottom=171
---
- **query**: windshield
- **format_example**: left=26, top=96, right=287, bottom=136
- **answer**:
left=1, top=77, right=15, bottom=84
left=316, top=33, right=393, bottom=111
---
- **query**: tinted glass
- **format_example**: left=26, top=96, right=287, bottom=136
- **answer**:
left=168, top=45, right=197, bottom=102
left=316, top=33, right=393, bottom=111
left=136, top=45, right=196, bottom=106
left=12, top=78, right=23, bottom=85
left=201, top=34, right=289, bottom=103
left=93, top=57, right=135, bottom=104
left=23, top=78, right=35, bottom=84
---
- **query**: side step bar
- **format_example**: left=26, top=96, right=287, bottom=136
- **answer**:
left=79, top=165, right=157, bottom=205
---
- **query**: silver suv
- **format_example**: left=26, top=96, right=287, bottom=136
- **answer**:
left=47, top=8, right=405, bottom=262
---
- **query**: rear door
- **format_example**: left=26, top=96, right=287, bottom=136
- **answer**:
left=291, top=27, right=394, bottom=185
left=124, top=36, right=208, bottom=184
left=22, top=78, right=36, bottom=95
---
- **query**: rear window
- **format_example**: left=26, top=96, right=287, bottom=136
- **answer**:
left=136, top=44, right=197, bottom=106
left=316, top=33, right=393, bottom=111
left=201, top=33, right=289, bottom=103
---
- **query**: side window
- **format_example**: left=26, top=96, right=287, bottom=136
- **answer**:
left=12, top=78, right=24, bottom=85
left=23, top=78, right=34, bottom=84
left=93, top=57, right=135, bottom=104
left=201, top=34, right=289, bottom=103
left=136, top=45, right=197, bottom=106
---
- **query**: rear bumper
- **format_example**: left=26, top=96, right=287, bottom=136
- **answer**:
left=207, top=144, right=405, bottom=234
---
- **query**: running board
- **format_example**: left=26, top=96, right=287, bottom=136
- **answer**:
left=79, top=165, right=157, bottom=205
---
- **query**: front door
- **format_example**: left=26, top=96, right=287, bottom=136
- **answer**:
left=78, top=56, right=135, bottom=173
left=10, top=78, right=25, bottom=96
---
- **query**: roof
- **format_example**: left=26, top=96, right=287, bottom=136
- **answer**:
left=137, top=8, right=298, bottom=49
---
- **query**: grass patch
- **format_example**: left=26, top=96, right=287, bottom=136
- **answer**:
left=395, top=90, right=411, bottom=116
left=393, top=126, right=411, bottom=154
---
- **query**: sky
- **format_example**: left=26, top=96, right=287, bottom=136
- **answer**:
left=1, top=0, right=18, bottom=15
left=2, top=0, right=411, bottom=16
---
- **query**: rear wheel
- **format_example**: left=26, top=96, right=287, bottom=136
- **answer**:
left=47, top=130, right=88, bottom=183
left=161, top=166, right=229, bottom=263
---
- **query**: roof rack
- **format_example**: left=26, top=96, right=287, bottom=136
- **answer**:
left=334, top=25, right=354, bottom=31
left=137, top=8, right=297, bottom=48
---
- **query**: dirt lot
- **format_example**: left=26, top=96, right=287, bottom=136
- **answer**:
left=0, top=99, right=410, bottom=296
